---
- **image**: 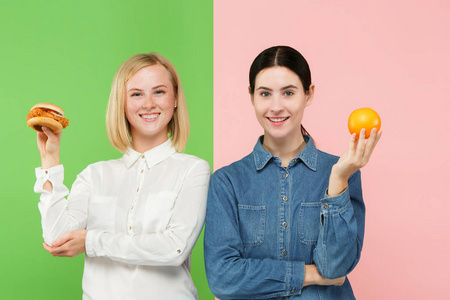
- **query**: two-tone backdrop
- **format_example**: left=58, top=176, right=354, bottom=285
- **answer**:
left=1, top=0, right=449, bottom=299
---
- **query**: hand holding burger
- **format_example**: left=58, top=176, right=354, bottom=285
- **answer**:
left=26, top=103, right=69, bottom=133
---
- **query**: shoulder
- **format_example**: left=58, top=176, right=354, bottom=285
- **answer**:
left=316, top=149, right=340, bottom=165
left=210, top=153, right=253, bottom=187
left=171, top=152, right=211, bottom=173
left=79, top=157, right=123, bottom=176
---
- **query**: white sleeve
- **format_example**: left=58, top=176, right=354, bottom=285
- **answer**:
left=34, top=165, right=90, bottom=246
left=85, top=159, right=211, bottom=266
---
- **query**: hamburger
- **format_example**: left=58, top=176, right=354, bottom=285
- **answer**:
left=26, top=103, right=69, bottom=133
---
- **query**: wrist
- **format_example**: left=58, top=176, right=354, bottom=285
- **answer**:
left=41, top=155, right=60, bottom=169
left=303, top=265, right=318, bottom=287
left=328, top=167, right=349, bottom=197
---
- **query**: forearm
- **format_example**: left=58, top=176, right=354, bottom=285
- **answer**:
left=35, top=165, right=89, bottom=245
left=205, top=254, right=304, bottom=299
left=327, top=166, right=349, bottom=197
left=314, top=172, right=365, bottom=278
left=86, top=227, right=202, bottom=266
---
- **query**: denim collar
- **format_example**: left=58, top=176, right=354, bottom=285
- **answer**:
left=122, top=138, right=176, bottom=169
left=252, top=135, right=317, bottom=171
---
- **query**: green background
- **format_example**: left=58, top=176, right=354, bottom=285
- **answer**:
left=1, top=0, right=213, bottom=299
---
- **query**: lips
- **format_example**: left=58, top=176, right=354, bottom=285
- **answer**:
left=268, top=117, right=288, bottom=122
left=140, top=113, right=160, bottom=120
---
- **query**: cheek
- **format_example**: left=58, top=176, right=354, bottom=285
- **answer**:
left=125, top=100, right=136, bottom=117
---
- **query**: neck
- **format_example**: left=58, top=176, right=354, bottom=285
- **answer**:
left=262, top=133, right=306, bottom=167
left=131, top=133, right=169, bottom=153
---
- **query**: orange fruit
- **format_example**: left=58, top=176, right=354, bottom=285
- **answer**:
left=348, top=108, right=381, bottom=139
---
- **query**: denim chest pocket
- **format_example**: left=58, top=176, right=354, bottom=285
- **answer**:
left=238, top=204, right=266, bottom=247
left=298, top=202, right=322, bottom=245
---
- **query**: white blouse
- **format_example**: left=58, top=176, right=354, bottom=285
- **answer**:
left=34, top=139, right=211, bottom=300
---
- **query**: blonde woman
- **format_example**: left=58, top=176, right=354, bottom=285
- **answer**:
left=34, top=53, right=211, bottom=299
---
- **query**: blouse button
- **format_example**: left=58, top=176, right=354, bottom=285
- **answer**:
left=177, top=249, right=181, bottom=254
left=282, top=222, right=287, bottom=228
left=141, top=170, right=144, bottom=173
left=141, top=155, right=145, bottom=159
left=283, top=196, right=288, bottom=201
left=129, top=226, right=132, bottom=230
left=45, top=170, right=48, bottom=174
left=283, top=173, right=288, bottom=178
left=282, top=250, right=287, bottom=256
left=137, top=187, right=139, bottom=192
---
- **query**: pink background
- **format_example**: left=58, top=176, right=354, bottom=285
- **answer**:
left=214, top=0, right=450, bottom=298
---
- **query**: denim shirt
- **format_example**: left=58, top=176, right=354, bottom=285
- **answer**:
left=204, top=136, right=365, bottom=300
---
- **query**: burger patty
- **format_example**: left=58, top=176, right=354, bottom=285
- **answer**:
left=26, top=108, right=69, bottom=128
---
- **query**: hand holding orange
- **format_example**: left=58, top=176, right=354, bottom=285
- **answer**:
left=348, top=108, right=381, bottom=139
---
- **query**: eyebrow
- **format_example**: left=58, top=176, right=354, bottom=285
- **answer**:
left=256, top=85, right=298, bottom=91
left=127, top=88, right=143, bottom=93
left=152, top=84, right=168, bottom=90
left=127, top=85, right=168, bottom=93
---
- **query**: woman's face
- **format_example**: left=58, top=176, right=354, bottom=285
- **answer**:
left=125, top=64, right=177, bottom=148
left=251, top=66, right=314, bottom=143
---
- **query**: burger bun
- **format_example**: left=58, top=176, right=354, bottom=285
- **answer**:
left=27, top=117, right=63, bottom=133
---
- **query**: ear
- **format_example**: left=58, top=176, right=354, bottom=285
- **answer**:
left=249, top=86, right=255, bottom=105
left=305, top=84, right=315, bottom=107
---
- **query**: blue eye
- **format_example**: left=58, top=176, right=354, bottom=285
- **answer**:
left=155, top=90, right=165, bottom=95
left=131, top=92, right=142, bottom=97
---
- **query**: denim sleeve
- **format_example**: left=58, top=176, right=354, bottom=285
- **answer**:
left=313, top=170, right=365, bottom=279
left=204, top=172, right=304, bottom=299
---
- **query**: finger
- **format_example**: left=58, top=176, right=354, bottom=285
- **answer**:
left=43, top=242, right=52, bottom=252
left=362, top=128, right=381, bottom=160
left=42, top=126, right=58, bottom=141
left=356, top=128, right=366, bottom=157
left=347, top=133, right=357, bottom=154
left=52, top=232, right=73, bottom=248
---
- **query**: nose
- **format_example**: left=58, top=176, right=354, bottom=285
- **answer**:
left=142, top=95, right=156, bottom=109
left=270, top=95, right=283, bottom=113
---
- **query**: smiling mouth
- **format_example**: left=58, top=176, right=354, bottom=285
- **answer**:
left=140, top=113, right=160, bottom=120
left=267, top=117, right=289, bottom=122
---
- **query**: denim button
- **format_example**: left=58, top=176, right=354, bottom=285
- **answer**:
left=283, top=196, right=288, bottom=201
left=283, top=173, right=288, bottom=178
left=291, top=288, right=296, bottom=294
left=282, top=222, right=287, bottom=228
left=282, top=250, right=287, bottom=256
left=323, top=203, right=329, bottom=209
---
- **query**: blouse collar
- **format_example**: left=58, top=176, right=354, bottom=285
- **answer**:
left=122, top=139, right=176, bottom=169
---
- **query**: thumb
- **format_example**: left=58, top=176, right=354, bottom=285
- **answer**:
left=52, top=232, right=72, bottom=247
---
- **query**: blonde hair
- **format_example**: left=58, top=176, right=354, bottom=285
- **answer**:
left=106, top=53, right=189, bottom=153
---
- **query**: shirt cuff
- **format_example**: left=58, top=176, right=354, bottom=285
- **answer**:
left=288, top=261, right=304, bottom=296
left=34, top=165, right=64, bottom=194
left=85, top=229, right=104, bottom=258
left=320, top=187, right=351, bottom=213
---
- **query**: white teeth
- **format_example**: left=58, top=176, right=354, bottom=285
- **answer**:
left=141, top=114, right=159, bottom=120
left=268, top=117, right=288, bottom=122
